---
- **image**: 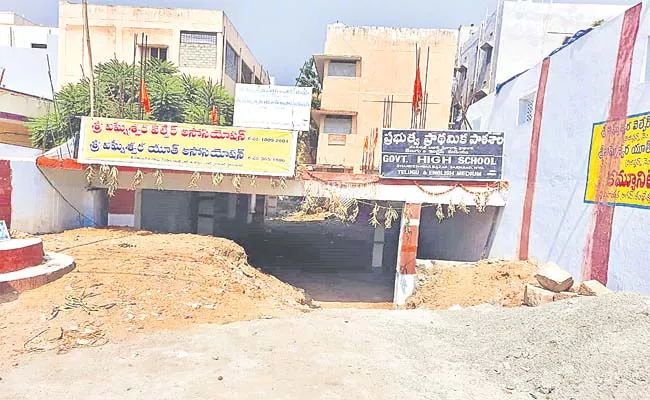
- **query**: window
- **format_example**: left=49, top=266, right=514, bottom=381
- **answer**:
left=31, top=43, right=47, bottom=49
left=179, top=31, right=218, bottom=69
left=328, top=61, right=357, bottom=77
left=180, top=31, right=217, bottom=45
left=241, top=62, right=253, bottom=84
left=518, top=92, right=536, bottom=126
left=225, top=42, right=239, bottom=81
left=149, top=47, right=168, bottom=61
left=324, top=116, right=353, bottom=134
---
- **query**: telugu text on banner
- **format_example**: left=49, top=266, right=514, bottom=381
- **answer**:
left=77, top=117, right=298, bottom=177
left=585, top=111, right=650, bottom=208
left=380, top=129, right=504, bottom=181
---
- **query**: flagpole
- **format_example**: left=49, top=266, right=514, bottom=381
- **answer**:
left=139, top=32, right=144, bottom=118
left=82, top=0, right=95, bottom=117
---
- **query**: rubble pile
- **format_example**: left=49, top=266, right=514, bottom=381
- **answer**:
left=524, top=262, right=612, bottom=307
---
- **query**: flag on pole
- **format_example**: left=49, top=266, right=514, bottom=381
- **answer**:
left=412, top=63, right=423, bottom=114
left=140, top=78, right=151, bottom=114
left=210, top=105, right=219, bottom=125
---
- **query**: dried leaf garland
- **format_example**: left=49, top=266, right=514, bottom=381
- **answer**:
left=98, top=164, right=110, bottom=185
left=447, top=200, right=456, bottom=218
left=269, top=177, right=278, bottom=188
left=85, top=166, right=96, bottom=185
left=279, top=177, right=288, bottom=190
left=212, top=172, right=224, bottom=186
left=458, top=201, right=470, bottom=214
left=474, top=193, right=487, bottom=213
left=403, top=208, right=412, bottom=234
left=188, top=171, right=201, bottom=188
left=347, top=199, right=359, bottom=223
left=154, top=169, right=164, bottom=191
left=369, top=203, right=380, bottom=227
left=232, top=175, right=242, bottom=193
left=130, top=169, right=144, bottom=191
left=249, top=175, right=257, bottom=187
left=435, top=203, right=445, bottom=223
left=107, top=167, right=119, bottom=197
left=384, top=206, right=399, bottom=229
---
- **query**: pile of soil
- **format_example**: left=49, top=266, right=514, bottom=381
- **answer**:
left=0, top=228, right=308, bottom=370
left=406, top=259, right=538, bottom=309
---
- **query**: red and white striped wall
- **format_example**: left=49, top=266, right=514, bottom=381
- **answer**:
left=469, top=2, right=648, bottom=292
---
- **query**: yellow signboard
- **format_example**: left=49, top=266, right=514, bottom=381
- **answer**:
left=585, top=111, right=650, bottom=208
left=78, top=117, right=297, bottom=176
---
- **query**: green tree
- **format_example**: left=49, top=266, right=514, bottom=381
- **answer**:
left=295, top=57, right=322, bottom=163
left=28, top=59, right=234, bottom=150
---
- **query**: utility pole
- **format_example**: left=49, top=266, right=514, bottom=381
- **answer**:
left=82, top=0, right=95, bottom=117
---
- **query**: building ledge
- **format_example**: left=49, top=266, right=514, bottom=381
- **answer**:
left=313, top=54, right=362, bottom=82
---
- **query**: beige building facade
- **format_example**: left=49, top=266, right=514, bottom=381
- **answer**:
left=313, top=23, right=457, bottom=172
left=58, top=1, right=269, bottom=95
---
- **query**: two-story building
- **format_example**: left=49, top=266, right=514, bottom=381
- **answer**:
left=57, top=1, right=270, bottom=94
left=313, top=23, right=458, bottom=173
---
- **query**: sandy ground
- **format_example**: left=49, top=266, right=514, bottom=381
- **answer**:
left=0, top=228, right=308, bottom=371
left=1, top=293, right=649, bottom=400
left=407, top=259, right=538, bottom=309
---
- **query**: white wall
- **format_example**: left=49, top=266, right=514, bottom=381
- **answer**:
left=495, top=1, right=627, bottom=84
left=468, top=4, right=650, bottom=292
left=10, top=159, right=102, bottom=233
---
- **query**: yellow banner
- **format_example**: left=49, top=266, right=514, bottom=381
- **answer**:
left=585, top=111, right=650, bottom=208
left=77, top=117, right=297, bottom=176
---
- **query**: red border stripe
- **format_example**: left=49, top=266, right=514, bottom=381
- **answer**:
left=518, top=57, right=551, bottom=260
left=583, top=4, right=642, bottom=284
left=0, top=160, right=11, bottom=229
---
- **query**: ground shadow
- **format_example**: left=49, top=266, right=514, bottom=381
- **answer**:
left=0, top=288, right=19, bottom=304
left=233, top=219, right=395, bottom=305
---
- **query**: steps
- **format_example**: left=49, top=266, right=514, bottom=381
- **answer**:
left=0, top=238, right=75, bottom=295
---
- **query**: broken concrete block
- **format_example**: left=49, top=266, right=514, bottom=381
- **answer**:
left=524, top=284, right=555, bottom=307
left=553, top=291, right=579, bottom=301
left=578, top=280, right=612, bottom=296
left=535, top=262, right=574, bottom=293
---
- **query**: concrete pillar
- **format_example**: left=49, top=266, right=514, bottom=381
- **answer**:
left=246, top=194, right=256, bottom=224
left=372, top=225, right=385, bottom=271
left=393, top=203, right=422, bottom=306
left=265, top=195, right=278, bottom=218
left=133, top=189, right=142, bottom=230
left=227, top=193, right=237, bottom=220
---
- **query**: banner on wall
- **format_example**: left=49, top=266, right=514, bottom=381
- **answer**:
left=77, top=117, right=298, bottom=177
left=379, top=129, right=505, bottom=181
left=233, top=84, right=313, bottom=131
left=585, top=111, right=650, bottom=208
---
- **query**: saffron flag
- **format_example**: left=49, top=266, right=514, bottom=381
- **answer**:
left=140, top=79, right=151, bottom=114
left=210, top=105, right=219, bottom=125
left=412, top=64, right=423, bottom=114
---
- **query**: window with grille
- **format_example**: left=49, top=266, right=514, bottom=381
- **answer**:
left=225, top=42, right=239, bottom=81
left=180, top=31, right=217, bottom=45
left=518, top=92, right=536, bottom=126
left=328, top=61, right=357, bottom=77
left=324, top=116, right=353, bottom=134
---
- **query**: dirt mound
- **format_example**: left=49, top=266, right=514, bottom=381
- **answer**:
left=406, top=259, right=538, bottom=309
left=0, top=228, right=308, bottom=369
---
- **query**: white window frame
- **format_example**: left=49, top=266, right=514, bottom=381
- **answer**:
left=327, top=60, right=358, bottom=78
left=324, top=115, right=354, bottom=134
left=518, top=91, right=537, bottom=126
